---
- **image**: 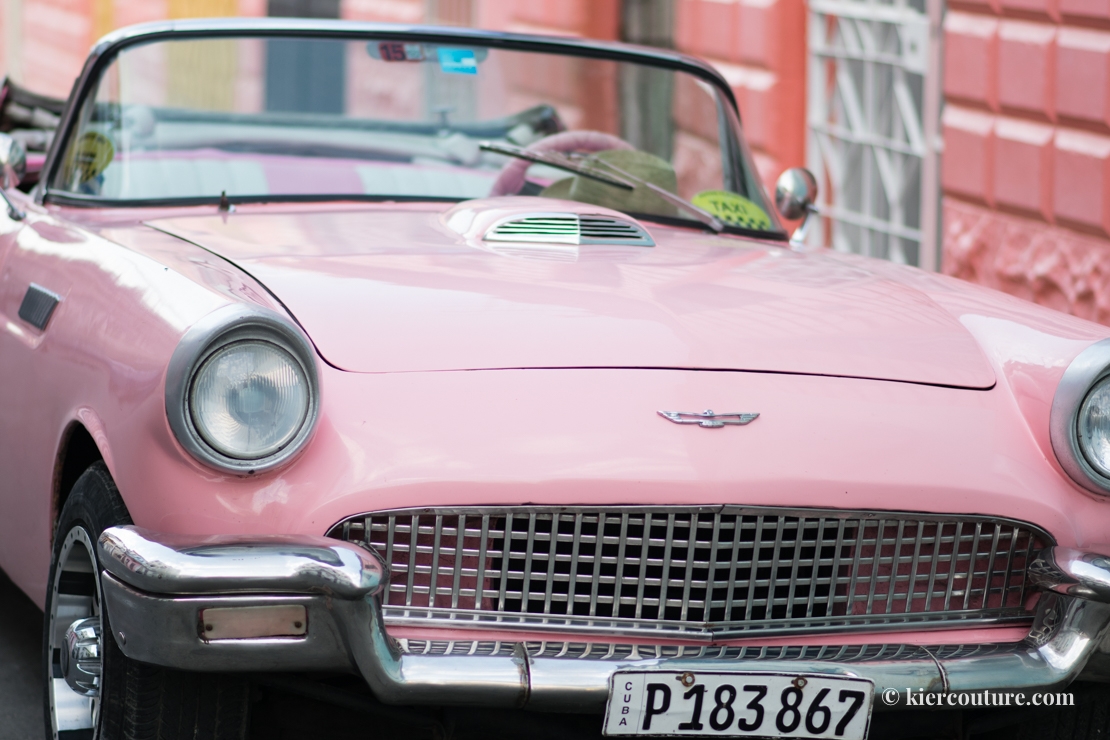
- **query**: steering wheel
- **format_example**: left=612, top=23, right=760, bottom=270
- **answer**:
left=489, top=130, right=634, bottom=197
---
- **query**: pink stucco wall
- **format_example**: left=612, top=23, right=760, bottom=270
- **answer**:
left=675, top=0, right=807, bottom=188
left=941, top=0, right=1110, bottom=322
left=4, top=0, right=96, bottom=99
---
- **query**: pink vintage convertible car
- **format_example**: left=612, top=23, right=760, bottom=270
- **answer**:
left=3, top=17, right=1110, bottom=740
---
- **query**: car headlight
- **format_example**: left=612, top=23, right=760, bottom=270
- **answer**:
left=166, top=305, right=319, bottom=474
left=1051, top=338, right=1110, bottom=495
left=1079, top=376, right=1110, bottom=478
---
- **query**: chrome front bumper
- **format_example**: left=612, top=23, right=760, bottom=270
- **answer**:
left=98, top=527, right=1110, bottom=712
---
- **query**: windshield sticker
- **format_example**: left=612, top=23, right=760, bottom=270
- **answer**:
left=376, top=41, right=426, bottom=62
left=65, top=131, right=115, bottom=186
left=368, top=43, right=488, bottom=66
left=438, top=47, right=478, bottom=75
left=692, top=190, right=772, bottom=230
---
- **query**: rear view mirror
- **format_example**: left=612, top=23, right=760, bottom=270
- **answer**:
left=774, top=168, right=818, bottom=246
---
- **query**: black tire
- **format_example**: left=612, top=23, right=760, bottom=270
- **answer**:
left=966, top=683, right=1110, bottom=740
left=43, top=462, right=250, bottom=740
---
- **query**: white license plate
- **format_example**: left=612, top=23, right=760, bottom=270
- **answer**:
left=604, top=671, right=874, bottom=739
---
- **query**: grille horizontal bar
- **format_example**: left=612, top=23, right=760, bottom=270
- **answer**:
left=328, top=507, right=1050, bottom=638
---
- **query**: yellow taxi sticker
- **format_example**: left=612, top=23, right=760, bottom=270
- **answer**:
left=66, top=132, right=115, bottom=185
left=692, top=190, right=772, bottom=230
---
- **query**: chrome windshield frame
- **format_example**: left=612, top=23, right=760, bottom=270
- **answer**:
left=36, top=18, right=746, bottom=207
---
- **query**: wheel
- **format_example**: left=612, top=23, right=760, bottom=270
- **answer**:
left=43, top=462, right=250, bottom=740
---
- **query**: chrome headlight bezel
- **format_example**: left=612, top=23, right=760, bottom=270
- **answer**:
left=1050, top=338, right=1110, bottom=495
left=165, top=304, right=319, bottom=475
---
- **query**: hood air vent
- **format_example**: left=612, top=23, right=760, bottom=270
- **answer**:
left=485, top=213, right=654, bottom=246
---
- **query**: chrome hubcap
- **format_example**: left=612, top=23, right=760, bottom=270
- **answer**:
left=48, top=527, right=102, bottom=739
left=61, top=617, right=101, bottom=696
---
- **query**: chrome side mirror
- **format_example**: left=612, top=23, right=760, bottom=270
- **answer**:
left=0, top=133, right=26, bottom=220
left=774, top=168, right=817, bottom=246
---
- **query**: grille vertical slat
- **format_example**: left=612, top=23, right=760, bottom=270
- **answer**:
left=331, top=507, right=1049, bottom=638
left=943, top=522, right=963, bottom=611
left=404, top=515, right=417, bottom=607
left=964, top=522, right=983, bottom=611
left=884, top=520, right=905, bottom=615
left=633, top=513, right=650, bottom=620
left=679, top=514, right=699, bottom=622
left=825, top=519, right=847, bottom=618
left=984, top=524, right=1002, bottom=609
left=742, top=518, right=763, bottom=622
left=588, top=513, right=605, bottom=617
left=905, top=522, right=924, bottom=615
left=845, top=521, right=866, bottom=617
left=1002, top=524, right=1019, bottom=608
left=496, top=513, right=512, bottom=612
left=811, top=518, right=827, bottom=610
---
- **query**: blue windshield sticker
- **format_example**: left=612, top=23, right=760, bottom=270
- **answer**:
left=438, top=47, right=478, bottom=75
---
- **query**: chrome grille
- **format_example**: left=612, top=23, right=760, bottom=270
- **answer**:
left=484, top=214, right=654, bottom=246
left=329, top=507, right=1049, bottom=638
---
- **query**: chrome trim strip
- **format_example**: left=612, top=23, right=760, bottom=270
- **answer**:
left=484, top=214, right=579, bottom=245
left=164, top=304, right=320, bottom=475
left=1050, top=338, right=1110, bottom=495
left=98, top=526, right=383, bottom=598
left=397, top=638, right=1015, bottom=662
left=376, top=608, right=1035, bottom=640
left=95, top=526, right=1110, bottom=709
left=484, top=213, right=655, bottom=247
left=329, top=506, right=1052, bottom=638
left=329, top=504, right=1054, bottom=529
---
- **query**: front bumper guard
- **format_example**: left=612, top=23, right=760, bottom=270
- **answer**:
left=98, top=527, right=1110, bottom=712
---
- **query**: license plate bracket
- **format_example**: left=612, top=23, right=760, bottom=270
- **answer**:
left=603, top=671, right=874, bottom=739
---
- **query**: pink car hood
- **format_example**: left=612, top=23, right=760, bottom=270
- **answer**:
left=147, top=201, right=996, bottom=388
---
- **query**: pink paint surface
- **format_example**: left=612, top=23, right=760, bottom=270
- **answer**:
left=0, top=191, right=1108, bottom=656
left=150, top=198, right=998, bottom=388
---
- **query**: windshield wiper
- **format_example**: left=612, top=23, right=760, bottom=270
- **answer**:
left=481, top=141, right=724, bottom=233
left=588, top=157, right=724, bottom=233
left=479, top=141, right=634, bottom=191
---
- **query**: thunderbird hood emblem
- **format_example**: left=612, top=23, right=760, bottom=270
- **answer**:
left=658, top=409, right=759, bottom=428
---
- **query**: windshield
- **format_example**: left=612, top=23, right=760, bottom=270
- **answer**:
left=51, top=34, right=782, bottom=235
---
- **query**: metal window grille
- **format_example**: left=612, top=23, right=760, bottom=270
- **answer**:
left=329, top=507, right=1049, bottom=639
left=806, top=0, right=944, bottom=269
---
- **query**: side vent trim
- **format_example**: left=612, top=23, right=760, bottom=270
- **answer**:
left=484, top=213, right=654, bottom=246
left=18, top=283, right=61, bottom=330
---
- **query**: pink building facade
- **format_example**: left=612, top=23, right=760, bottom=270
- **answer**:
left=941, top=0, right=1110, bottom=323
left=2, top=0, right=1106, bottom=323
